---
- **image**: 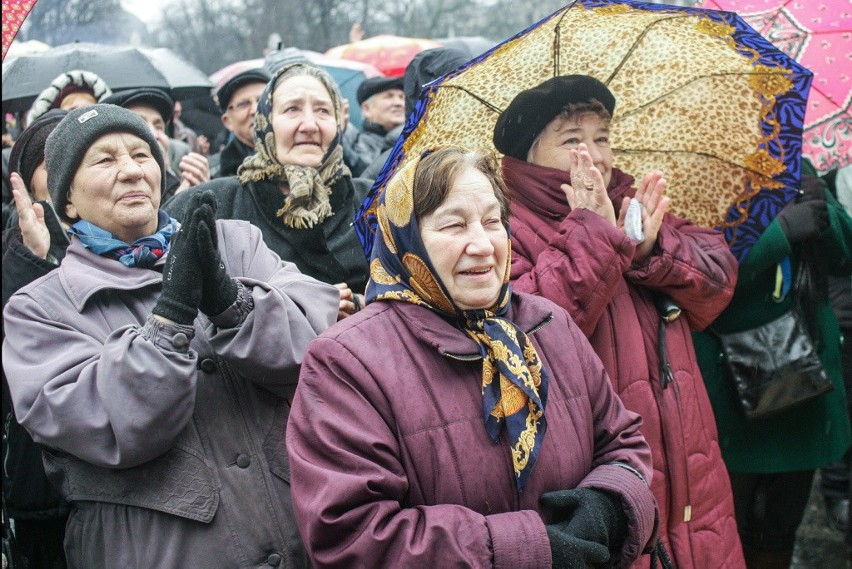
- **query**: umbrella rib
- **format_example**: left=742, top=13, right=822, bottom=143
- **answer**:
left=438, top=85, right=504, bottom=114
left=617, top=148, right=773, bottom=180
left=615, top=70, right=792, bottom=119
left=604, top=13, right=693, bottom=85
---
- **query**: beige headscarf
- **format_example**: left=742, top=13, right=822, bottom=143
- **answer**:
left=238, top=62, right=351, bottom=229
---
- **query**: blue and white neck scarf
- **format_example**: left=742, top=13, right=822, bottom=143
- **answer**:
left=68, top=210, right=178, bottom=268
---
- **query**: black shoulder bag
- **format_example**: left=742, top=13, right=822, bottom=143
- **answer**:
left=715, top=257, right=833, bottom=420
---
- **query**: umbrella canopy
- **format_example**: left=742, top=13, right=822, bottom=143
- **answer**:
left=701, top=0, right=851, bottom=173
left=1, top=0, right=37, bottom=61
left=355, top=0, right=811, bottom=263
left=2, top=42, right=213, bottom=113
left=209, top=52, right=383, bottom=128
left=326, top=34, right=442, bottom=77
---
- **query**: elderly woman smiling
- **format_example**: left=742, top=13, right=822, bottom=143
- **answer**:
left=494, top=74, right=742, bottom=568
left=166, top=63, right=372, bottom=319
left=2, top=104, right=339, bottom=568
left=286, top=147, right=659, bottom=569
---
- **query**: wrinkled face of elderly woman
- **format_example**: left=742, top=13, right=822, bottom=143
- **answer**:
left=271, top=74, right=338, bottom=168
left=65, top=132, right=162, bottom=243
left=527, top=111, right=614, bottom=188
left=419, top=166, right=509, bottom=311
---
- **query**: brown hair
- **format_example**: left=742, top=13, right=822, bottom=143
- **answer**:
left=413, top=147, right=510, bottom=223
left=556, top=99, right=611, bottom=122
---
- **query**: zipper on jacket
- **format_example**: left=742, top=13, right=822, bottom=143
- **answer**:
left=442, top=313, right=555, bottom=362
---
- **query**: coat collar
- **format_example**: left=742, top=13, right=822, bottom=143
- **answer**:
left=391, top=292, right=554, bottom=359
left=59, top=237, right=164, bottom=312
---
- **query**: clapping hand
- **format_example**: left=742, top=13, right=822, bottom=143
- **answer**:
left=153, top=192, right=207, bottom=325
left=627, top=171, right=669, bottom=264
left=10, top=172, right=50, bottom=260
left=176, top=152, right=211, bottom=194
left=561, top=143, right=616, bottom=227
left=193, top=192, right=238, bottom=317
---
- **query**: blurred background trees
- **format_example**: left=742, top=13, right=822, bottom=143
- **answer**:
left=17, top=0, right=699, bottom=74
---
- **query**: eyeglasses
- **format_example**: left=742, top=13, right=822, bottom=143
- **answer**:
left=228, top=97, right=260, bottom=113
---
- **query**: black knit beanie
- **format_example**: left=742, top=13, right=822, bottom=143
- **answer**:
left=9, top=108, right=68, bottom=191
left=45, top=104, right=166, bottom=222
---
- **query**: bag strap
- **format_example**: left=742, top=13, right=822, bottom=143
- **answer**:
left=650, top=538, right=675, bottom=569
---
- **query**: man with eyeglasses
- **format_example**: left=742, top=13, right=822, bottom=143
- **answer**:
left=211, top=68, right=271, bottom=178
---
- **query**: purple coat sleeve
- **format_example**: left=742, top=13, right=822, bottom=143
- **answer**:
left=286, top=337, right=552, bottom=569
left=622, top=214, right=738, bottom=331
left=511, top=209, right=737, bottom=335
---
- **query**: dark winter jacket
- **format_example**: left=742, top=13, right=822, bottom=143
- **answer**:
left=352, top=121, right=396, bottom=170
left=164, top=175, right=372, bottom=293
left=694, top=179, right=852, bottom=474
left=213, top=136, right=254, bottom=178
left=1, top=204, right=69, bottom=520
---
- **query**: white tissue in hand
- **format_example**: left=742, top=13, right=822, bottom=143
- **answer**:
left=624, top=198, right=645, bottom=242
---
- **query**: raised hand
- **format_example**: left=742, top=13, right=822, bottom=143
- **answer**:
left=193, top=192, right=238, bottom=317
left=176, top=152, right=211, bottom=194
left=152, top=192, right=207, bottom=325
left=561, top=143, right=616, bottom=227
left=10, top=172, right=50, bottom=259
left=632, top=171, right=670, bottom=263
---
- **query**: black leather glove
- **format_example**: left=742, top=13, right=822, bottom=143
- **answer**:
left=776, top=198, right=828, bottom=244
left=541, top=488, right=629, bottom=568
left=153, top=194, right=206, bottom=325
left=193, top=192, right=239, bottom=317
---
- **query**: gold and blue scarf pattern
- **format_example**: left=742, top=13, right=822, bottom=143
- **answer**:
left=365, top=153, right=549, bottom=491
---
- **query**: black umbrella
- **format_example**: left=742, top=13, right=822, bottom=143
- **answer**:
left=2, top=42, right=212, bottom=114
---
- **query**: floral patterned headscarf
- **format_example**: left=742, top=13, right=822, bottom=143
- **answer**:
left=238, top=62, right=350, bottom=229
left=365, top=150, right=549, bottom=492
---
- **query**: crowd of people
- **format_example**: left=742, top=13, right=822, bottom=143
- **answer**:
left=1, top=37, right=851, bottom=569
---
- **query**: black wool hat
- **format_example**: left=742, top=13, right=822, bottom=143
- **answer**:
left=102, top=88, right=175, bottom=126
left=493, top=75, right=616, bottom=161
left=45, top=104, right=166, bottom=222
left=9, top=108, right=68, bottom=190
left=357, top=76, right=405, bottom=105
left=216, top=68, right=271, bottom=113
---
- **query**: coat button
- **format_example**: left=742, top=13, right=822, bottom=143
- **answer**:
left=236, top=454, right=251, bottom=468
left=172, top=332, right=189, bottom=349
left=199, top=358, right=217, bottom=373
left=267, top=553, right=282, bottom=566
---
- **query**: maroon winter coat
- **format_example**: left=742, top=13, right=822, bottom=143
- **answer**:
left=287, top=293, right=658, bottom=568
left=504, top=157, right=744, bottom=568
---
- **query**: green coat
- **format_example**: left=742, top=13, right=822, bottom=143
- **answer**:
left=693, top=184, right=852, bottom=474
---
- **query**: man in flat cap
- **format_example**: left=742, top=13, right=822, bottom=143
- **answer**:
left=352, top=76, right=405, bottom=168
left=104, top=88, right=210, bottom=202
left=212, top=68, right=271, bottom=178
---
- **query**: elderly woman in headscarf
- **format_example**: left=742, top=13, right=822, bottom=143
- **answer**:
left=165, top=62, right=371, bottom=319
left=286, top=147, right=659, bottom=569
left=492, top=74, right=743, bottom=568
left=2, top=104, right=339, bottom=567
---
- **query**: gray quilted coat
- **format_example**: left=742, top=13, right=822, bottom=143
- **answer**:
left=2, top=219, right=338, bottom=568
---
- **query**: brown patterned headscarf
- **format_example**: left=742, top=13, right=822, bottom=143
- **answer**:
left=238, top=62, right=351, bottom=229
